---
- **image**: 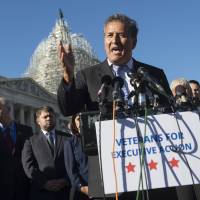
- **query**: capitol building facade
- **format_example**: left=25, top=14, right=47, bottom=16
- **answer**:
left=0, top=11, right=100, bottom=132
left=0, top=76, right=62, bottom=132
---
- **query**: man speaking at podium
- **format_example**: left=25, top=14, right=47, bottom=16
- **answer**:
left=57, top=13, right=176, bottom=199
left=57, top=13, right=173, bottom=116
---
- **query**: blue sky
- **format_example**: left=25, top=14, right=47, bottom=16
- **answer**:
left=0, top=0, right=199, bottom=84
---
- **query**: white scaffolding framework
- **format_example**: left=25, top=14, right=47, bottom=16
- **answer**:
left=25, top=16, right=99, bottom=94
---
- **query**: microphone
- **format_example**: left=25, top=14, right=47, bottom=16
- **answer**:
left=137, top=67, right=169, bottom=98
left=112, top=77, right=124, bottom=101
left=97, top=75, right=112, bottom=96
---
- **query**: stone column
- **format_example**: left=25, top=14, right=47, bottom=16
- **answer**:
left=56, top=113, right=59, bottom=130
left=9, top=102, right=14, bottom=120
left=20, top=105, right=25, bottom=125
left=30, top=108, right=35, bottom=132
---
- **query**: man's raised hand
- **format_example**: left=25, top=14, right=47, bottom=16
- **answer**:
left=58, top=41, right=75, bottom=83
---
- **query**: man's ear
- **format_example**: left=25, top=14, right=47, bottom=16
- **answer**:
left=132, top=38, right=137, bottom=49
left=36, top=118, right=40, bottom=126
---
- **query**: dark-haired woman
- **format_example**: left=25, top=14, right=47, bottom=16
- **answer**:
left=64, top=114, right=89, bottom=200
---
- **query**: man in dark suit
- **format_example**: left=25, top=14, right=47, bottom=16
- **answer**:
left=57, top=14, right=173, bottom=117
left=0, top=96, right=33, bottom=200
left=22, top=106, right=71, bottom=200
left=57, top=14, right=177, bottom=200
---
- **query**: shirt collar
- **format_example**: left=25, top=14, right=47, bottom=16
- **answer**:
left=107, top=58, right=134, bottom=72
left=0, top=122, right=3, bottom=129
left=42, top=129, right=55, bottom=136
left=0, top=121, right=15, bottom=131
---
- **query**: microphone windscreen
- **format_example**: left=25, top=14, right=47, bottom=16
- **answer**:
left=137, top=67, right=146, bottom=76
left=112, top=77, right=124, bottom=88
left=101, top=75, right=112, bottom=85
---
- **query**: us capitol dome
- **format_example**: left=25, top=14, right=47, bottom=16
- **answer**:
left=24, top=10, right=100, bottom=94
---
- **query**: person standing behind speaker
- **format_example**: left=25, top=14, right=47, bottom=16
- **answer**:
left=189, top=80, right=200, bottom=107
left=0, top=96, right=33, bottom=200
left=170, top=78, right=193, bottom=98
left=64, top=114, right=89, bottom=200
left=22, top=106, right=71, bottom=200
left=170, top=78, right=194, bottom=110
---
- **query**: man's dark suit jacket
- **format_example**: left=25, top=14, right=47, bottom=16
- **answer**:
left=57, top=59, right=173, bottom=117
left=57, top=59, right=177, bottom=200
left=22, top=130, right=71, bottom=200
left=0, top=123, right=33, bottom=200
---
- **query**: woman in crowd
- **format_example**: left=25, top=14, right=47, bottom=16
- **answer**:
left=64, top=114, right=89, bottom=200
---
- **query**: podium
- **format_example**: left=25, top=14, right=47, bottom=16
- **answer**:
left=79, top=111, right=99, bottom=155
left=80, top=111, right=200, bottom=199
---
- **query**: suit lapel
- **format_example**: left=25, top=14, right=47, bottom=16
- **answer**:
left=97, top=60, right=115, bottom=79
left=14, top=124, right=20, bottom=152
left=97, top=60, right=115, bottom=101
left=54, top=130, right=62, bottom=160
left=39, top=131, right=54, bottom=158
left=133, top=59, right=141, bottom=73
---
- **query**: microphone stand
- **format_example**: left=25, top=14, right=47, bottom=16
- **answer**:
left=130, top=97, right=150, bottom=200
left=131, top=79, right=151, bottom=116
left=126, top=79, right=150, bottom=200
left=97, top=95, right=107, bottom=200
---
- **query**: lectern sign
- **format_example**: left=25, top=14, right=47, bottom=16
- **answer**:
left=95, top=111, right=200, bottom=194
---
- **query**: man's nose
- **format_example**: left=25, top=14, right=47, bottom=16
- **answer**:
left=46, top=116, right=51, bottom=120
left=112, top=34, right=120, bottom=43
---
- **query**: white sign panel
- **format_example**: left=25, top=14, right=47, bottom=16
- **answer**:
left=95, top=111, right=200, bottom=194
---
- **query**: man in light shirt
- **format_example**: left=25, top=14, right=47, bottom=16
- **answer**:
left=57, top=13, right=172, bottom=116
left=57, top=13, right=177, bottom=200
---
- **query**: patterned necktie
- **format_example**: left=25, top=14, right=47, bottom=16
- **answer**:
left=46, top=132, right=54, bottom=156
left=117, top=65, right=130, bottom=101
left=48, top=132, right=54, bottom=149
left=3, top=128, right=14, bottom=153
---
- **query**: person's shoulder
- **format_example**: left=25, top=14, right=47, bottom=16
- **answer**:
left=24, top=132, right=39, bottom=145
left=30, top=131, right=40, bottom=139
left=56, top=129, right=72, bottom=137
left=135, top=60, right=164, bottom=72
left=64, top=134, right=81, bottom=148
left=64, top=134, right=76, bottom=143
left=80, top=60, right=107, bottom=74
left=15, top=122, right=33, bottom=137
left=16, top=122, right=32, bottom=131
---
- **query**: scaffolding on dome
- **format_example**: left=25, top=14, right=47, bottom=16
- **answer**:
left=24, top=11, right=100, bottom=94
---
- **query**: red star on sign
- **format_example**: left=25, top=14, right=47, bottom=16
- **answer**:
left=148, top=159, right=158, bottom=170
left=169, top=157, right=179, bottom=168
left=125, top=162, right=136, bottom=173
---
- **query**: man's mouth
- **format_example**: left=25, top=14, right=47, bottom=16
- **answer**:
left=111, top=47, right=123, bottom=54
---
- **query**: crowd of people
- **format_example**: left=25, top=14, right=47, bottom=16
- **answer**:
left=1, top=13, right=200, bottom=200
